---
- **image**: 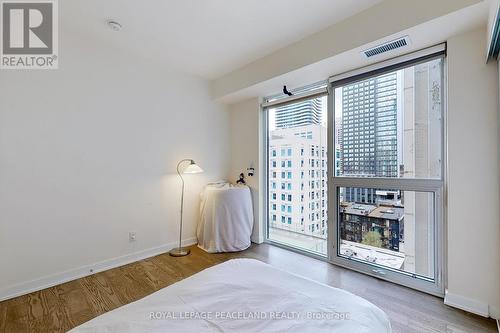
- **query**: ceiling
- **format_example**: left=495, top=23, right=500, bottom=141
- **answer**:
left=60, top=0, right=382, bottom=79
left=217, top=1, right=489, bottom=103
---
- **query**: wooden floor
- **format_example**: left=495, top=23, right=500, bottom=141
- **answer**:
left=0, top=244, right=497, bottom=333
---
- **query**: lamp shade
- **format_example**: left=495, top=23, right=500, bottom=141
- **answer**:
left=183, top=161, right=204, bottom=174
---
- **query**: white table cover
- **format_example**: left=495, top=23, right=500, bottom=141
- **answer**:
left=197, top=184, right=253, bottom=253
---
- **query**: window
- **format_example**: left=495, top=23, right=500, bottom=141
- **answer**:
left=335, top=61, right=442, bottom=180
left=266, top=94, right=328, bottom=256
left=331, top=51, right=444, bottom=295
left=337, top=188, right=435, bottom=279
left=265, top=48, right=444, bottom=295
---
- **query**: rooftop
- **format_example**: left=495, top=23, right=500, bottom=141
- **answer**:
left=340, top=202, right=404, bottom=221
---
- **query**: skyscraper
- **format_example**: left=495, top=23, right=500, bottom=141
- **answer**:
left=268, top=97, right=327, bottom=246
left=340, top=72, right=400, bottom=203
left=334, top=117, right=342, bottom=176
left=274, top=98, right=322, bottom=129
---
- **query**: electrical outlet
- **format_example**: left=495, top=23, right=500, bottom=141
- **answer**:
left=129, top=232, right=136, bottom=242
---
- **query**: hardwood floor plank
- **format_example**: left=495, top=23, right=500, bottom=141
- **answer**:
left=136, top=259, right=178, bottom=289
left=53, top=280, right=95, bottom=331
left=0, top=301, right=6, bottom=332
left=0, top=243, right=497, bottom=333
left=105, top=265, right=155, bottom=303
left=2, top=297, right=28, bottom=333
left=78, top=273, right=121, bottom=316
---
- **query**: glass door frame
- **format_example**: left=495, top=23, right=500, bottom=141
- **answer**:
left=327, top=44, right=447, bottom=297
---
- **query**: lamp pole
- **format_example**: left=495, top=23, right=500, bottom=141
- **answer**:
left=169, top=159, right=192, bottom=257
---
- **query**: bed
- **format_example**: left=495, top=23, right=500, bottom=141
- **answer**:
left=69, top=259, right=391, bottom=332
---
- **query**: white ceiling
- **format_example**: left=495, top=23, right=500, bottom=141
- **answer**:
left=217, top=1, right=489, bottom=103
left=61, top=0, right=382, bottom=79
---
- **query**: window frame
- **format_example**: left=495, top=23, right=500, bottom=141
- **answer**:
left=327, top=45, right=446, bottom=296
left=261, top=44, right=447, bottom=296
left=263, top=88, right=330, bottom=260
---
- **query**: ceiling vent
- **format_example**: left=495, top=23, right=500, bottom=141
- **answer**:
left=362, top=36, right=410, bottom=58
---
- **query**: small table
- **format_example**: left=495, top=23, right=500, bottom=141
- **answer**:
left=197, top=184, right=253, bottom=253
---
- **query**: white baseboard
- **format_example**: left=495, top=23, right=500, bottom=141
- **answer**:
left=0, top=237, right=197, bottom=302
left=444, top=290, right=489, bottom=317
left=251, top=234, right=264, bottom=244
left=490, top=305, right=500, bottom=320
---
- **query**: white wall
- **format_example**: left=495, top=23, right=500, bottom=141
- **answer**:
left=439, top=27, right=500, bottom=318
left=227, top=98, right=264, bottom=243
left=0, top=29, right=230, bottom=300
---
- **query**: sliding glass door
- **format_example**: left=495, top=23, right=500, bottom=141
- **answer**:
left=265, top=91, right=328, bottom=256
left=330, top=51, right=445, bottom=295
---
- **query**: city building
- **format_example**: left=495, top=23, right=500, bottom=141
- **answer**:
left=340, top=72, right=402, bottom=204
left=274, top=98, right=322, bottom=129
left=339, top=201, right=404, bottom=252
left=334, top=117, right=342, bottom=176
left=269, top=97, right=327, bottom=240
left=269, top=124, right=327, bottom=239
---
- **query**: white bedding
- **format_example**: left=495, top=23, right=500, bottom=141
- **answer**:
left=69, top=259, right=391, bottom=333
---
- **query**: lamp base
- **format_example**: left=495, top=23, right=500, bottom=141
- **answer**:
left=169, top=247, right=191, bottom=257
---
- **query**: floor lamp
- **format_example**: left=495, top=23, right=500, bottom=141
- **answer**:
left=169, top=159, right=204, bottom=257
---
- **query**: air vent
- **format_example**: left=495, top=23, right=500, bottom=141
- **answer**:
left=362, top=36, right=410, bottom=58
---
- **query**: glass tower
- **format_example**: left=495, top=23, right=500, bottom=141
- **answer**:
left=341, top=72, right=399, bottom=203
left=275, top=98, right=322, bottom=129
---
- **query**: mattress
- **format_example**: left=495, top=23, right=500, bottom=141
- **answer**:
left=69, top=259, right=392, bottom=333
